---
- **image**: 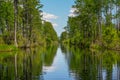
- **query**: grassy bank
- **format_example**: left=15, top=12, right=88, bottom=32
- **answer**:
left=0, top=45, right=18, bottom=52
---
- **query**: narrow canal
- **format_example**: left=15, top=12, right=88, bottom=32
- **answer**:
left=0, top=45, right=120, bottom=80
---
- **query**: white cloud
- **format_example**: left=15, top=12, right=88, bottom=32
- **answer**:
left=68, top=8, right=78, bottom=17
left=41, top=12, right=58, bottom=27
left=70, top=8, right=76, bottom=13
left=69, top=13, right=76, bottom=17
left=52, top=23, right=58, bottom=27
left=42, top=12, right=58, bottom=21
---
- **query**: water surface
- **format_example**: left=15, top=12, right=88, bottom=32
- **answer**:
left=0, top=46, right=120, bottom=80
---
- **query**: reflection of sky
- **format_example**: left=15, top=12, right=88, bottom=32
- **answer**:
left=43, top=66, right=56, bottom=72
left=102, top=69, right=106, bottom=80
left=42, top=48, right=74, bottom=80
left=112, top=64, right=117, bottom=80
left=40, top=47, right=120, bottom=80
left=102, top=64, right=118, bottom=80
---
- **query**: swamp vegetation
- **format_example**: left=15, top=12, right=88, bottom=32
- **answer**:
left=0, top=0, right=58, bottom=51
left=60, top=0, right=120, bottom=50
left=0, top=0, right=120, bottom=80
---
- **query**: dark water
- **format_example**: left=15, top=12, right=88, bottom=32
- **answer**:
left=0, top=45, right=120, bottom=80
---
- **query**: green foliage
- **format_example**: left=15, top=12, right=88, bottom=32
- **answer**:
left=60, top=31, right=68, bottom=42
left=31, top=29, right=46, bottom=46
left=0, top=35, right=4, bottom=44
left=102, top=26, right=120, bottom=48
left=0, top=1, right=14, bottom=32
left=17, top=31, right=27, bottom=47
left=2, top=31, right=14, bottom=45
left=60, top=0, right=120, bottom=49
left=0, top=0, right=58, bottom=48
left=43, top=21, right=58, bottom=45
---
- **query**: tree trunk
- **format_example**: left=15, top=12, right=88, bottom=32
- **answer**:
left=14, top=0, right=18, bottom=47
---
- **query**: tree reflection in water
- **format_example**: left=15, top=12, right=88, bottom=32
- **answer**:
left=0, top=45, right=58, bottom=80
left=61, top=45, right=120, bottom=80
left=0, top=45, right=120, bottom=80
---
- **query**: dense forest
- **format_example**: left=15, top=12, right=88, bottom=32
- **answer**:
left=61, top=0, right=120, bottom=50
left=0, top=0, right=58, bottom=50
left=1, top=0, right=120, bottom=51
left=1, top=0, right=120, bottom=80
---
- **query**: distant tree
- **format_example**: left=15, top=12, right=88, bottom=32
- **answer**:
left=43, top=21, right=58, bottom=44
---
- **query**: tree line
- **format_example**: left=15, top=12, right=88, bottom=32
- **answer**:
left=0, top=0, right=58, bottom=48
left=61, top=0, right=120, bottom=49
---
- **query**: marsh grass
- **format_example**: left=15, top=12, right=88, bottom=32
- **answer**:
left=0, top=45, right=18, bottom=52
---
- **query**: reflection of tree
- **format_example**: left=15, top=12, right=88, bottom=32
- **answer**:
left=0, top=47, right=44, bottom=80
left=102, top=51, right=116, bottom=80
left=0, top=54, right=15, bottom=80
left=43, top=45, right=58, bottom=66
left=63, top=46, right=120, bottom=80
left=66, top=47, right=97, bottom=80
left=117, top=54, right=120, bottom=80
left=21, top=48, right=44, bottom=80
left=60, top=44, right=68, bottom=54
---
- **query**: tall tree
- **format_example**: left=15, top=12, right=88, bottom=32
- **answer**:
left=61, top=0, right=120, bottom=48
left=14, top=0, right=18, bottom=47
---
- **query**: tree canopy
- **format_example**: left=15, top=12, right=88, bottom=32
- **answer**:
left=0, top=0, right=58, bottom=48
left=61, top=0, right=120, bottom=49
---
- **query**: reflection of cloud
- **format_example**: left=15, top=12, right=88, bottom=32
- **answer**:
left=41, top=12, right=58, bottom=27
left=68, top=8, right=78, bottom=17
left=43, top=66, right=56, bottom=72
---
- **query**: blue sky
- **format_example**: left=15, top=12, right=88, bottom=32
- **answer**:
left=41, top=0, right=75, bottom=36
